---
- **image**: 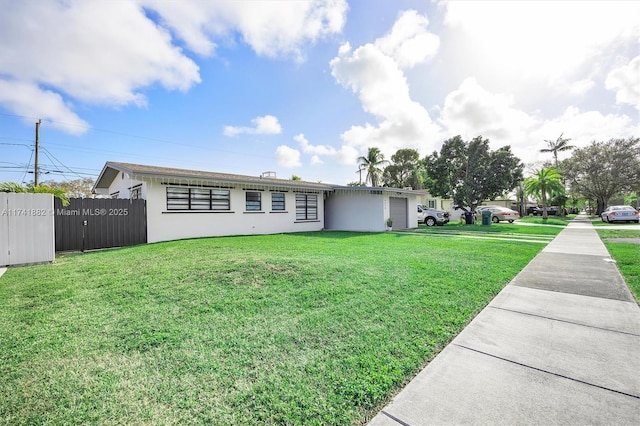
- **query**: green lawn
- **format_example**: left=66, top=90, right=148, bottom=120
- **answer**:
left=408, top=222, right=564, bottom=241
left=0, top=232, right=543, bottom=425
left=597, top=228, right=640, bottom=302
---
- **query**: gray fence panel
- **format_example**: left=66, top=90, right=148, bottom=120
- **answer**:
left=54, top=198, right=146, bottom=252
left=1, top=193, right=55, bottom=266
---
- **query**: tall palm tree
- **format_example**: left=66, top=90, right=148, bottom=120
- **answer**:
left=524, top=168, right=564, bottom=220
left=540, top=133, right=574, bottom=167
left=357, top=147, right=388, bottom=187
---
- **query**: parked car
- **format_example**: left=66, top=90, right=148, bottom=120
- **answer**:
left=600, top=205, right=640, bottom=223
left=417, top=204, right=450, bottom=226
left=526, top=206, right=540, bottom=216
left=532, top=206, right=559, bottom=216
left=475, top=206, right=520, bottom=223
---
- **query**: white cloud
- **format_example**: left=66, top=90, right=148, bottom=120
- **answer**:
left=606, top=56, right=640, bottom=110
left=374, top=10, right=439, bottom=69
left=0, top=1, right=200, bottom=105
left=294, top=133, right=337, bottom=156
left=440, top=78, right=538, bottom=146
left=310, top=155, right=323, bottom=165
left=140, top=0, right=348, bottom=60
left=0, top=0, right=347, bottom=134
left=223, top=115, right=282, bottom=137
left=0, top=79, right=89, bottom=134
left=442, top=1, right=640, bottom=98
left=330, top=32, right=441, bottom=160
left=274, top=145, right=302, bottom=168
left=335, top=145, right=359, bottom=165
left=533, top=106, right=638, bottom=152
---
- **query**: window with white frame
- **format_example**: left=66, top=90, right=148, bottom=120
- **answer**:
left=246, top=191, right=261, bottom=211
left=271, top=192, right=285, bottom=211
left=166, top=187, right=230, bottom=210
left=130, top=186, right=141, bottom=199
left=295, top=193, right=317, bottom=220
left=428, top=199, right=436, bottom=208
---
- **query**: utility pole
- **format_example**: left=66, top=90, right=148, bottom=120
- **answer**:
left=34, top=119, right=41, bottom=186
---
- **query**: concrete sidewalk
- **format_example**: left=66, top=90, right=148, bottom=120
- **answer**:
left=369, top=215, right=640, bottom=425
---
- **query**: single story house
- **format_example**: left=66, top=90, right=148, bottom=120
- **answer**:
left=93, top=162, right=420, bottom=243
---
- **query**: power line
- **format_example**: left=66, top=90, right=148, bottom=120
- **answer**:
left=41, top=147, right=86, bottom=180
left=1, top=111, right=274, bottom=160
left=20, top=147, right=34, bottom=184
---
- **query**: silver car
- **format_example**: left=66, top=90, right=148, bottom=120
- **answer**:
left=600, top=205, right=639, bottom=223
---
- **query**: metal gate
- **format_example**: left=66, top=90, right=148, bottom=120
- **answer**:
left=54, top=198, right=146, bottom=252
left=1, top=193, right=55, bottom=266
left=389, top=197, right=408, bottom=229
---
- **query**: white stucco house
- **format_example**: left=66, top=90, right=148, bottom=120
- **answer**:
left=93, top=162, right=420, bottom=243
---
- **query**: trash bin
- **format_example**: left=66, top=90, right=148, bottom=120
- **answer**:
left=482, top=210, right=492, bottom=226
left=464, top=211, right=474, bottom=225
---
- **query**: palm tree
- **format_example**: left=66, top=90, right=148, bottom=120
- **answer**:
left=524, top=168, right=564, bottom=220
left=540, top=133, right=574, bottom=167
left=357, top=147, right=388, bottom=187
left=0, top=182, right=69, bottom=205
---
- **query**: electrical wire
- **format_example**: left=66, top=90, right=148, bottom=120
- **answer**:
left=20, top=148, right=34, bottom=184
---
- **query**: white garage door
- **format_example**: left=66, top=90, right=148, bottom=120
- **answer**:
left=389, top=197, right=408, bottom=229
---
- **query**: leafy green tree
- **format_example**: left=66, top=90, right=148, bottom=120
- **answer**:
left=0, top=182, right=70, bottom=205
left=291, top=175, right=302, bottom=181
left=382, top=148, right=423, bottom=189
left=346, top=181, right=366, bottom=187
left=563, top=138, right=640, bottom=215
left=357, top=147, right=388, bottom=187
left=425, top=135, right=523, bottom=212
left=540, top=133, right=574, bottom=167
left=41, top=178, right=95, bottom=198
left=524, top=168, right=564, bottom=220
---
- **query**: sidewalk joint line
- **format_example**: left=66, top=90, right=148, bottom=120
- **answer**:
left=453, top=344, right=640, bottom=400
left=488, top=306, right=640, bottom=337
left=380, top=410, right=411, bottom=426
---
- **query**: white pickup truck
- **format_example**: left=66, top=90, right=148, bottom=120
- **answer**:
left=417, top=204, right=450, bottom=226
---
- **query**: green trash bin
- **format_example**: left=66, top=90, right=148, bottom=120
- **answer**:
left=482, top=209, right=492, bottom=225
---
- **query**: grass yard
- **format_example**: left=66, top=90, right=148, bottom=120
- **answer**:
left=597, top=228, right=640, bottom=302
left=0, top=232, right=544, bottom=425
left=408, top=222, right=564, bottom=243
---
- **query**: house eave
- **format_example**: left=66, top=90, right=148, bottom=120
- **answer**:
left=93, top=162, right=333, bottom=193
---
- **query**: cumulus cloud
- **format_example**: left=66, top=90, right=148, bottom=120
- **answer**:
left=534, top=107, right=638, bottom=151
left=440, top=78, right=538, bottom=145
left=374, top=10, right=439, bottom=69
left=442, top=1, right=640, bottom=98
left=0, top=79, right=89, bottom=134
left=335, top=145, right=359, bottom=165
left=145, top=0, right=348, bottom=60
left=330, top=11, right=441, bottom=159
left=310, top=155, right=324, bottom=165
left=223, top=115, right=282, bottom=137
left=294, top=133, right=337, bottom=156
left=274, top=145, right=302, bottom=168
left=0, top=0, right=347, bottom=133
left=606, top=56, right=640, bottom=110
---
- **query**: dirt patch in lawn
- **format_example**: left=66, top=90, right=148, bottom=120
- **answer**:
left=603, top=238, right=640, bottom=245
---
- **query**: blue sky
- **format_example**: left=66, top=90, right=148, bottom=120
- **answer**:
left=1, top=0, right=638, bottom=186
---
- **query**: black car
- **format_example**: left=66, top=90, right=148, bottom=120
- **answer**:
left=531, top=206, right=558, bottom=216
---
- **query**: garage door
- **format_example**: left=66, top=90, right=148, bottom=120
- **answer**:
left=389, top=197, right=408, bottom=229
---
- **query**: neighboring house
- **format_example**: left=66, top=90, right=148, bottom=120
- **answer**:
left=93, top=162, right=419, bottom=243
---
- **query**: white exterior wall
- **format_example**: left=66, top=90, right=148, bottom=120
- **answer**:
left=107, top=172, right=146, bottom=199
left=0, top=193, right=55, bottom=266
left=325, top=191, right=419, bottom=231
left=140, top=180, right=324, bottom=243
left=325, top=192, right=385, bottom=231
